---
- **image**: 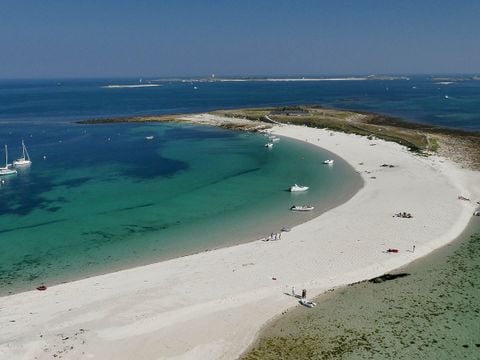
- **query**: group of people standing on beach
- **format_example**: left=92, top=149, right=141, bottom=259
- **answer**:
left=263, top=232, right=282, bottom=241
left=394, top=211, right=413, bottom=218
left=291, top=286, right=307, bottom=299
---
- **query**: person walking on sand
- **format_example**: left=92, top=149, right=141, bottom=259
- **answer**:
left=413, top=245, right=416, bottom=253
left=292, top=286, right=295, bottom=296
left=302, top=289, right=307, bottom=299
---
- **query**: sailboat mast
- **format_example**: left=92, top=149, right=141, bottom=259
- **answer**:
left=24, top=140, right=30, bottom=161
left=4, top=145, right=7, bottom=166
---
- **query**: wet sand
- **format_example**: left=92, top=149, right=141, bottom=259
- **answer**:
left=244, top=218, right=480, bottom=359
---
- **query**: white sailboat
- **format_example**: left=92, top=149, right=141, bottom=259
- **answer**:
left=13, top=140, right=32, bottom=166
left=0, top=145, right=17, bottom=176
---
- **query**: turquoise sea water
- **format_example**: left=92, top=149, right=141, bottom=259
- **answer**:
left=1, top=76, right=478, bottom=294
left=0, top=122, right=360, bottom=294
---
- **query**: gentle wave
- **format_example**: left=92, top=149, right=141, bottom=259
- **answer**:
left=102, top=84, right=162, bottom=89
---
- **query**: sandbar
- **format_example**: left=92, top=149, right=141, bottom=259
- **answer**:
left=1, top=119, right=479, bottom=359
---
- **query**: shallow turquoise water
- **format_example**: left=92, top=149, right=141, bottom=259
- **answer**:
left=0, top=122, right=360, bottom=294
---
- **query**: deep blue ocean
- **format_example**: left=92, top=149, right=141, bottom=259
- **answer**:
left=1, top=76, right=479, bottom=129
left=0, top=76, right=478, bottom=294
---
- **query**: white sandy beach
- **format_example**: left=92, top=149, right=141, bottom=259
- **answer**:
left=1, top=121, right=479, bottom=360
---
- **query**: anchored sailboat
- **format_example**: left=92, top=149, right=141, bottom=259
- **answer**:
left=0, top=145, right=17, bottom=176
left=13, top=140, right=32, bottom=166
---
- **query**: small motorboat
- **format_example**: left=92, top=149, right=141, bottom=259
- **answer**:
left=290, top=184, right=309, bottom=192
left=299, top=299, right=316, bottom=308
left=290, top=205, right=314, bottom=211
left=323, top=159, right=334, bottom=165
left=270, top=136, right=280, bottom=142
left=281, top=227, right=291, bottom=232
left=145, top=136, right=154, bottom=140
left=265, top=143, right=273, bottom=148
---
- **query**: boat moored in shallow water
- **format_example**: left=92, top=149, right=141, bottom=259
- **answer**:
left=290, top=205, right=315, bottom=211
left=13, top=140, right=32, bottom=166
left=290, top=184, right=309, bottom=192
left=0, top=145, right=17, bottom=176
left=299, top=299, right=317, bottom=308
left=323, top=159, right=334, bottom=165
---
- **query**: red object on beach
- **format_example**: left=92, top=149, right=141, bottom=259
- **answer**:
left=36, top=285, right=47, bottom=291
left=387, top=248, right=399, bottom=253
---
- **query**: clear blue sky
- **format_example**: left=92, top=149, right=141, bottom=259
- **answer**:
left=1, top=0, right=479, bottom=78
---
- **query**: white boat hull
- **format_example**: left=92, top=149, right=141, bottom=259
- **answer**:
left=1, top=145, right=17, bottom=175
left=290, top=184, right=309, bottom=192
left=0, top=168, right=17, bottom=176
left=13, top=159, right=31, bottom=166
left=299, top=299, right=317, bottom=308
left=290, top=206, right=314, bottom=211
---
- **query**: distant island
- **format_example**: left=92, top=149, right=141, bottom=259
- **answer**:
left=141, top=75, right=412, bottom=83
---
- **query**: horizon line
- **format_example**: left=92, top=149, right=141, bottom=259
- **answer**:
left=0, top=72, right=479, bottom=81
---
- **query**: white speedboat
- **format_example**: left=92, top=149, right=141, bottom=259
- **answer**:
left=290, top=184, right=309, bottom=192
left=13, top=140, right=32, bottom=166
left=269, top=136, right=280, bottom=142
left=323, top=159, right=334, bottom=165
left=0, top=145, right=17, bottom=176
left=265, top=143, right=273, bottom=148
left=299, top=299, right=317, bottom=308
left=145, top=136, right=154, bottom=140
left=290, top=205, right=314, bottom=211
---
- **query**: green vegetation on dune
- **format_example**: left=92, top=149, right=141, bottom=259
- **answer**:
left=213, top=106, right=480, bottom=168
left=214, top=106, right=430, bottom=152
